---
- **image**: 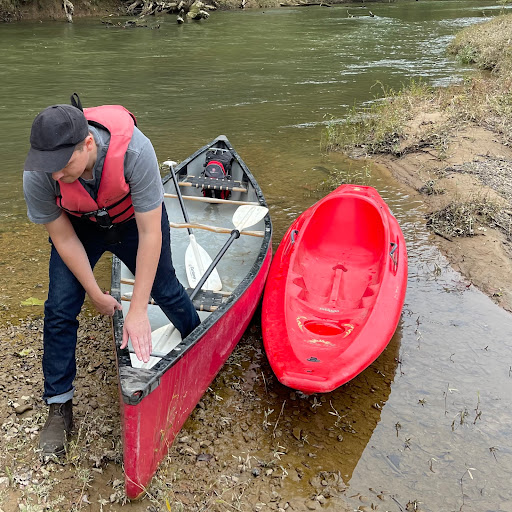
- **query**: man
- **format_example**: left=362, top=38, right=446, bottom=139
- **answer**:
left=23, top=96, right=200, bottom=457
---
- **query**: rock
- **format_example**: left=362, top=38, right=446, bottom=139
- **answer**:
left=0, top=476, right=9, bottom=489
left=196, top=453, right=213, bottom=462
left=259, top=491, right=271, bottom=503
left=305, top=500, right=322, bottom=511
left=14, top=404, right=33, bottom=415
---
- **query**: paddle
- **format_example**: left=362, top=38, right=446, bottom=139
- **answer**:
left=128, top=203, right=269, bottom=361
left=163, top=160, right=222, bottom=292
left=189, top=204, right=268, bottom=301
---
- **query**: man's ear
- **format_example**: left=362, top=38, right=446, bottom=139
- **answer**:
left=85, top=133, right=95, bottom=151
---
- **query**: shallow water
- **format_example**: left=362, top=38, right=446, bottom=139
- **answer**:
left=2, top=1, right=512, bottom=509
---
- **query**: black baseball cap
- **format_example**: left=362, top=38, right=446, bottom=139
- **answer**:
left=24, top=104, right=90, bottom=173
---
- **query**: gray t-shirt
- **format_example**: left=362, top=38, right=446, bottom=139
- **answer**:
left=23, top=124, right=164, bottom=224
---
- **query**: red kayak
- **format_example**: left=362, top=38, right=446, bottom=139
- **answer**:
left=262, top=185, right=407, bottom=394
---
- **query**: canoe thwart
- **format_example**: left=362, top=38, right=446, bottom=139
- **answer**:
left=169, top=221, right=264, bottom=237
left=164, top=193, right=259, bottom=207
left=180, top=175, right=247, bottom=193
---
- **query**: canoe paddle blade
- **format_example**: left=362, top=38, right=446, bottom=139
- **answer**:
left=185, top=238, right=222, bottom=291
left=232, top=205, right=269, bottom=232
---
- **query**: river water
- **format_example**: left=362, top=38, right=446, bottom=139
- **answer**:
left=1, top=1, right=512, bottom=510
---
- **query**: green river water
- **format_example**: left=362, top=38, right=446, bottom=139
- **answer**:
left=1, top=1, right=512, bottom=510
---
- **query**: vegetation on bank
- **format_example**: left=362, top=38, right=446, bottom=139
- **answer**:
left=323, top=13, right=512, bottom=240
left=0, top=0, right=348, bottom=21
left=323, top=14, right=512, bottom=156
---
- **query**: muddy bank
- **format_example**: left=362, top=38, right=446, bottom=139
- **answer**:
left=371, top=119, right=512, bottom=313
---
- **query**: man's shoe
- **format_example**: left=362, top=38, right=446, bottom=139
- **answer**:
left=39, top=400, right=73, bottom=457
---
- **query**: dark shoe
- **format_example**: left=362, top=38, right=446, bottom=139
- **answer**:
left=39, top=400, right=73, bottom=457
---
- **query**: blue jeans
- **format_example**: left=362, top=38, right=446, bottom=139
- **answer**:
left=43, top=205, right=200, bottom=404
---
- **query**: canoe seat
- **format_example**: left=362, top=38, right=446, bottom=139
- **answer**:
left=122, top=289, right=226, bottom=313
left=186, top=288, right=226, bottom=312
left=182, top=175, right=247, bottom=193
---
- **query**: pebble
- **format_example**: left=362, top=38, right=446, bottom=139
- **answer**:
left=304, top=500, right=322, bottom=511
left=0, top=476, right=9, bottom=490
left=14, top=404, right=33, bottom=415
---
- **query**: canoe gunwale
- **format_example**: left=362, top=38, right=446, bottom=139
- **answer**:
left=112, top=135, right=272, bottom=406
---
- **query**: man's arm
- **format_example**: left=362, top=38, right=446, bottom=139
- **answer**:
left=45, top=213, right=122, bottom=316
left=119, top=205, right=163, bottom=363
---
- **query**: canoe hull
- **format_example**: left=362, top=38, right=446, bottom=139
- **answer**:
left=121, top=246, right=271, bottom=499
left=111, top=135, right=272, bottom=498
left=262, top=185, right=407, bottom=394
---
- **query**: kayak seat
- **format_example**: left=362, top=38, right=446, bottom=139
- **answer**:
left=293, top=261, right=375, bottom=311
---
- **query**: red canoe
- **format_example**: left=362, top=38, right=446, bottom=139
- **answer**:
left=111, top=136, right=272, bottom=498
left=262, top=185, right=407, bottom=394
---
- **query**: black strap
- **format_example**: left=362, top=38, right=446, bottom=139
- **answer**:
left=70, top=93, right=83, bottom=111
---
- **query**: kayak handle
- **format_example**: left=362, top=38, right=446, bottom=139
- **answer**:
left=389, top=242, right=398, bottom=267
left=291, top=229, right=299, bottom=244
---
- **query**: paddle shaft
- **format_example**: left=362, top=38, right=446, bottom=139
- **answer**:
left=169, top=163, right=193, bottom=234
left=128, top=230, right=239, bottom=360
left=190, top=229, right=240, bottom=301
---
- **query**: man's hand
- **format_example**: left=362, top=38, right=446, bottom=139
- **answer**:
left=91, top=291, right=123, bottom=316
left=120, top=309, right=152, bottom=363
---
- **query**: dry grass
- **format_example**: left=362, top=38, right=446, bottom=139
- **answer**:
left=324, top=15, right=512, bottom=156
left=426, top=199, right=501, bottom=240
left=448, top=13, right=512, bottom=74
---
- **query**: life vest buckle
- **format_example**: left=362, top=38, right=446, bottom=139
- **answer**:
left=83, top=208, right=114, bottom=229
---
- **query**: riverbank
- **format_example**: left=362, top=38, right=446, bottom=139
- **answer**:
left=0, top=0, right=353, bottom=22
left=325, top=13, right=512, bottom=313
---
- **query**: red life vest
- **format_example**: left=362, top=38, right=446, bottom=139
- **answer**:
left=57, top=105, right=137, bottom=225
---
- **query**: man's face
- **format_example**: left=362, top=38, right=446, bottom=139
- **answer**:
left=51, top=137, right=91, bottom=183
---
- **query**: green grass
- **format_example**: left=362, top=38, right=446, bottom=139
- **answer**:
left=322, top=80, right=437, bottom=155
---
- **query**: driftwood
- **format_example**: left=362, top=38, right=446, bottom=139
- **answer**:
left=124, top=0, right=214, bottom=18
left=126, top=0, right=178, bottom=16
left=280, top=2, right=332, bottom=6
left=186, top=0, right=209, bottom=20
left=62, top=0, right=74, bottom=22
